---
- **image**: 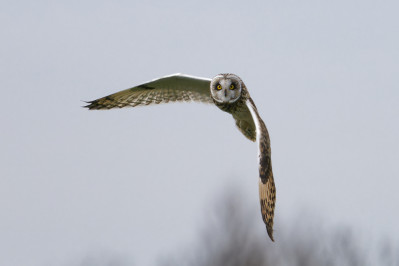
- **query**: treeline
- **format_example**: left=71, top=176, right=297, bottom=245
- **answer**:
left=160, top=191, right=398, bottom=266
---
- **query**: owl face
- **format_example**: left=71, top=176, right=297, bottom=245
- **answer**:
left=210, top=74, right=242, bottom=104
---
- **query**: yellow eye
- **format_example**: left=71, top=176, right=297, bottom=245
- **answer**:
left=216, top=84, right=222, bottom=90
left=230, top=84, right=235, bottom=90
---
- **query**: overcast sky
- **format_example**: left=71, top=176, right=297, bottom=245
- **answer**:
left=1, top=0, right=398, bottom=265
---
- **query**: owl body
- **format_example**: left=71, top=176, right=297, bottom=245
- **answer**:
left=85, top=73, right=276, bottom=241
left=211, top=74, right=257, bottom=141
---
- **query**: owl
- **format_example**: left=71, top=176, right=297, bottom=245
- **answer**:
left=85, top=73, right=276, bottom=241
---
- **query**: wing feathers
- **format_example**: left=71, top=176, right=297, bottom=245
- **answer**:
left=231, top=103, right=257, bottom=141
left=246, top=99, right=276, bottom=241
left=85, top=74, right=212, bottom=110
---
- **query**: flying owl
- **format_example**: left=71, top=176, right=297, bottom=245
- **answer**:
left=85, top=73, right=276, bottom=241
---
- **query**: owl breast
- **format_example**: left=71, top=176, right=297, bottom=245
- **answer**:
left=213, top=97, right=246, bottom=115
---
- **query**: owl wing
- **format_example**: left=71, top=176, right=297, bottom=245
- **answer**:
left=245, top=98, right=276, bottom=241
left=84, top=73, right=212, bottom=110
left=233, top=109, right=257, bottom=142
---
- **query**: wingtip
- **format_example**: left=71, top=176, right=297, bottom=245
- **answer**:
left=267, top=226, right=275, bottom=242
left=81, top=100, right=95, bottom=110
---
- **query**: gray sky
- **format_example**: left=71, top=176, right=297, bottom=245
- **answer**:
left=1, top=0, right=398, bottom=265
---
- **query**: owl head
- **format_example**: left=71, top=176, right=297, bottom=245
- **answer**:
left=210, top=73, right=243, bottom=104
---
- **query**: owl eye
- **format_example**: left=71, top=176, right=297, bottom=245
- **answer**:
left=216, top=84, right=222, bottom=90
left=230, top=84, right=235, bottom=90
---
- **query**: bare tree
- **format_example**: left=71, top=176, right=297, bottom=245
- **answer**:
left=65, top=189, right=398, bottom=266
left=160, top=189, right=398, bottom=266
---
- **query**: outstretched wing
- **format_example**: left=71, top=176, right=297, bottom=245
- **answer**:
left=85, top=73, right=213, bottom=110
left=246, top=98, right=276, bottom=241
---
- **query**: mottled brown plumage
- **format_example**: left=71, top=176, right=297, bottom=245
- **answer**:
left=213, top=76, right=276, bottom=241
left=85, top=74, right=213, bottom=110
left=85, top=73, right=276, bottom=241
left=247, top=98, right=276, bottom=241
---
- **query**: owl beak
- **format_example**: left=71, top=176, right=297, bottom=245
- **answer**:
left=224, top=89, right=228, bottom=97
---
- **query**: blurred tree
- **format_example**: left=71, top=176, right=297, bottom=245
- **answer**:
left=159, top=189, right=398, bottom=266
left=67, top=189, right=398, bottom=266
